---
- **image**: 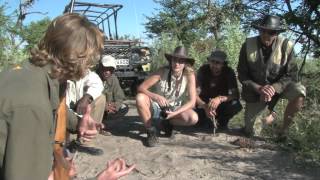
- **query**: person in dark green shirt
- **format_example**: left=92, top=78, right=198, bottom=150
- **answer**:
left=97, top=55, right=129, bottom=121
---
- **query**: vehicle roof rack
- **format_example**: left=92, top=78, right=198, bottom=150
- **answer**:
left=64, top=1, right=123, bottom=39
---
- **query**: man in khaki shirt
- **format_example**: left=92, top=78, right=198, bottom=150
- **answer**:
left=237, top=15, right=306, bottom=139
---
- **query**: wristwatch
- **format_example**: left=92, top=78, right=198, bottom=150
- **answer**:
left=85, top=94, right=94, bottom=104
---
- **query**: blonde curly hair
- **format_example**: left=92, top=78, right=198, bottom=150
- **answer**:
left=30, top=13, right=104, bottom=81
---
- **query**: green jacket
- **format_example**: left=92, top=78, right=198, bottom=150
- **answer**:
left=0, top=62, right=78, bottom=180
left=0, top=62, right=58, bottom=180
left=102, top=74, right=125, bottom=111
left=237, top=36, right=298, bottom=102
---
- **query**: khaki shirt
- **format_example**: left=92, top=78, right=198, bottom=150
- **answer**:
left=237, top=36, right=298, bottom=102
left=0, top=62, right=59, bottom=180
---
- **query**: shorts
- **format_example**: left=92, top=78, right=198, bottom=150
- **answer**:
left=243, top=82, right=306, bottom=136
left=151, top=101, right=163, bottom=126
left=280, top=82, right=306, bottom=100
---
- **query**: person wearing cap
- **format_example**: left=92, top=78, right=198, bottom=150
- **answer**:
left=97, top=55, right=129, bottom=122
left=237, top=14, right=306, bottom=139
left=196, top=50, right=242, bottom=131
left=136, top=46, right=198, bottom=147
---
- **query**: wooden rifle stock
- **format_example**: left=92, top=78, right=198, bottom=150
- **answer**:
left=53, top=97, right=70, bottom=180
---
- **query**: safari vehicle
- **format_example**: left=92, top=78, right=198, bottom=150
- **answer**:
left=64, top=0, right=152, bottom=96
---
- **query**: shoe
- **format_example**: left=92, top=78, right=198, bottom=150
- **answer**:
left=100, top=129, right=112, bottom=136
left=161, top=120, right=174, bottom=138
left=77, top=145, right=104, bottom=156
left=67, top=140, right=104, bottom=156
left=146, top=127, right=159, bottom=147
left=217, top=126, right=229, bottom=132
left=233, top=127, right=253, bottom=137
left=275, top=130, right=288, bottom=143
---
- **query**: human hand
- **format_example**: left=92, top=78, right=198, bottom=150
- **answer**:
left=106, top=102, right=117, bottom=113
left=165, top=110, right=177, bottom=119
left=208, top=97, right=221, bottom=110
left=97, top=158, right=136, bottom=180
left=154, top=95, right=169, bottom=107
left=47, top=157, right=77, bottom=180
left=78, top=105, right=103, bottom=142
left=259, top=85, right=275, bottom=102
left=203, top=105, right=216, bottom=118
left=76, top=94, right=93, bottom=115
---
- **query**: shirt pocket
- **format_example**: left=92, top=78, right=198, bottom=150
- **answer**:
left=269, top=63, right=281, bottom=76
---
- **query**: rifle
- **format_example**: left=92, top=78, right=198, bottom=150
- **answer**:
left=53, top=97, right=70, bottom=180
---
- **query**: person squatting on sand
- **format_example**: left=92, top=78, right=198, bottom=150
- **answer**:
left=0, top=13, right=134, bottom=180
left=96, top=55, right=129, bottom=122
left=237, top=14, right=306, bottom=139
left=136, top=46, right=198, bottom=147
left=195, top=49, right=242, bottom=132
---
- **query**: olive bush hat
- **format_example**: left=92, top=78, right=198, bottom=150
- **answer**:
left=165, top=46, right=195, bottom=66
left=207, top=50, right=227, bottom=63
left=252, top=15, right=286, bottom=33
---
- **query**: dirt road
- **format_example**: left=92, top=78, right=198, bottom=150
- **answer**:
left=74, top=100, right=319, bottom=180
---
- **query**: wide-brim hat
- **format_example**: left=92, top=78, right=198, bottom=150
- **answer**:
left=165, top=46, right=195, bottom=66
left=207, top=49, right=227, bottom=63
left=252, top=15, right=286, bottom=33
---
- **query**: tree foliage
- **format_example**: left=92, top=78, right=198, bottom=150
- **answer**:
left=146, top=0, right=319, bottom=58
left=240, top=0, right=320, bottom=57
left=145, top=0, right=244, bottom=47
left=0, top=1, right=50, bottom=71
left=20, top=17, right=51, bottom=51
left=145, top=0, right=204, bottom=47
left=0, top=4, right=26, bottom=71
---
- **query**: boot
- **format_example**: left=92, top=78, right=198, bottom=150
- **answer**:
left=161, top=120, right=174, bottom=138
left=146, top=126, right=158, bottom=147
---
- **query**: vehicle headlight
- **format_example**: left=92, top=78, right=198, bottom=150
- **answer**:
left=131, top=53, right=140, bottom=62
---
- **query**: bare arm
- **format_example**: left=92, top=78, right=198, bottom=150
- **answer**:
left=137, top=68, right=169, bottom=107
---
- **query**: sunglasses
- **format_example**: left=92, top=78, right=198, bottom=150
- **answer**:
left=261, top=29, right=278, bottom=36
left=102, top=67, right=115, bottom=72
left=172, top=58, right=186, bottom=64
left=210, top=60, right=224, bottom=65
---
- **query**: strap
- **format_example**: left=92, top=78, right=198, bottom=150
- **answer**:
left=53, top=96, right=70, bottom=180
left=54, top=97, right=67, bottom=143
left=281, top=38, right=289, bottom=65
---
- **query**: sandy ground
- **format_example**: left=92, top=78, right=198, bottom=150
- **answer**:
left=74, top=100, right=319, bottom=180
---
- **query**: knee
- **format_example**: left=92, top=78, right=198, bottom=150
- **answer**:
left=96, top=94, right=106, bottom=103
left=293, top=96, right=305, bottom=110
left=136, top=93, right=150, bottom=109
left=136, top=93, right=147, bottom=105
left=189, top=111, right=199, bottom=125
left=92, top=95, right=106, bottom=109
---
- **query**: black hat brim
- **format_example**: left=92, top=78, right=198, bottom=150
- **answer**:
left=165, top=53, right=195, bottom=66
left=252, top=24, right=286, bottom=33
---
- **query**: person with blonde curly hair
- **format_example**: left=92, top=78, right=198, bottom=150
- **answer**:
left=0, top=13, right=134, bottom=180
